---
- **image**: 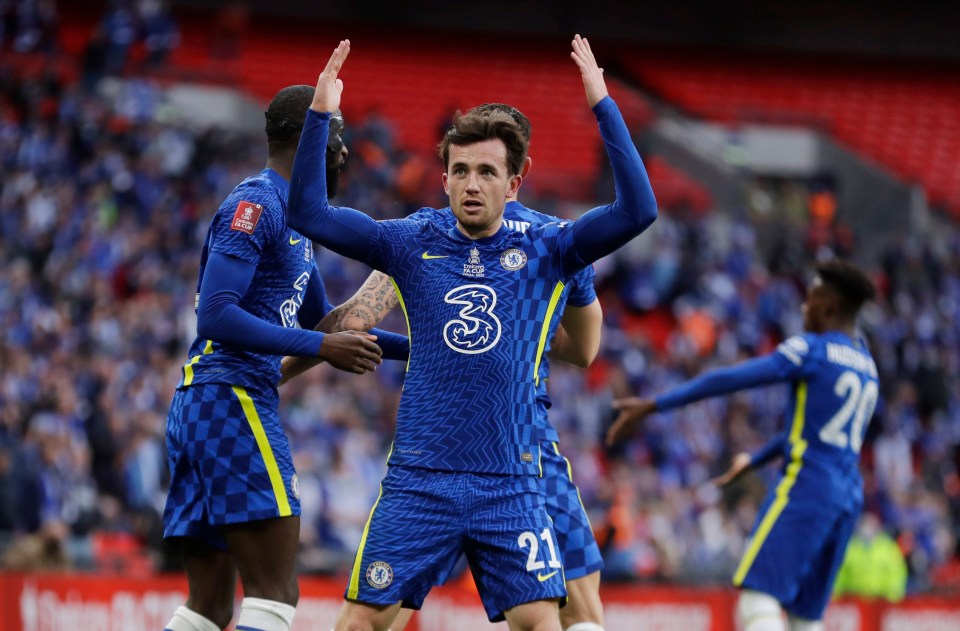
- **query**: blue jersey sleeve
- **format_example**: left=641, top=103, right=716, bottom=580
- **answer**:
left=566, top=264, right=597, bottom=308
left=749, top=432, right=787, bottom=469
left=288, top=109, right=392, bottom=270
left=654, top=348, right=814, bottom=411
left=197, top=251, right=326, bottom=356
left=558, top=97, right=657, bottom=273
left=369, top=328, right=409, bottom=361
left=208, top=183, right=284, bottom=266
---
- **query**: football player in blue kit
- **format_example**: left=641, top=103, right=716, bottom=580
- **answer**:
left=287, top=36, right=657, bottom=631
left=607, top=259, right=878, bottom=631
left=161, top=85, right=408, bottom=631
left=282, top=102, right=608, bottom=631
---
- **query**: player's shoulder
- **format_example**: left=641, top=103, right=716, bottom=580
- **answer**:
left=221, top=171, right=282, bottom=214
left=504, top=201, right=562, bottom=226
left=775, top=332, right=825, bottom=366
left=407, top=206, right=451, bottom=224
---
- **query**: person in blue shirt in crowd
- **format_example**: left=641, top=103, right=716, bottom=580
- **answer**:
left=161, top=84, right=408, bottom=631
left=286, top=36, right=656, bottom=631
left=608, top=259, right=878, bottom=631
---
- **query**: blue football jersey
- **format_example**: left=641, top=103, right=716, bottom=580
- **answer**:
left=409, top=202, right=598, bottom=443
left=772, top=332, right=879, bottom=511
left=178, top=169, right=316, bottom=390
left=359, top=217, right=587, bottom=475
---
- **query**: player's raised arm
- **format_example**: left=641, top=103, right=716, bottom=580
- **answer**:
left=561, top=35, right=657, bottom=272
left=286, top=41, right=381, bottom=264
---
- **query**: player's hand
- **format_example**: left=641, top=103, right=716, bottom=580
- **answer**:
left=606, top=396, right=656, bottom=446
left=311, top=39, right=350, bottom=114
left=570, top=34, right=608, bottom=108
left=317, top=330, right=382, bottom=374
left=711, top=452, right=752, bottom=487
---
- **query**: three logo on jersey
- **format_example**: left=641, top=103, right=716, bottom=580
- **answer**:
left=426, top=247, right=529, bottom=354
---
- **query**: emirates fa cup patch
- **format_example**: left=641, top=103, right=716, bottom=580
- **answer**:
left=231, top=201, right=263, bottom=234
left=366, top=561, right=393, bottom=589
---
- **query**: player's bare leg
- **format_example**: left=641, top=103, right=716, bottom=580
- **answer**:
left=225, top=516, right=301, bottom=630
left=334, top=599, right=403, bottom=631
left=560, top=572, right=604, bottom=630
left=165, top=538, right=238, bottom=630
left=388, top=607, right=414, bottom=631
left=503, top=599, right=563, bottom=631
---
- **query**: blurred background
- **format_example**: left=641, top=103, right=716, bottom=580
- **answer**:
left=0, top=0, right=958, bottom=625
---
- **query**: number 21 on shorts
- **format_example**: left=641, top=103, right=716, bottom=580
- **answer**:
left=518, top=527, right=562, bottom=580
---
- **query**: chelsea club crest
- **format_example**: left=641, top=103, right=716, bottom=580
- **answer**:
left=366, top=561, right=394, bottom=589
left=499, top=248, right=527, bottom=271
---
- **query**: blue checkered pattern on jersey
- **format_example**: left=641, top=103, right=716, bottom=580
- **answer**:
left=163, top=382, right=299, bottom=548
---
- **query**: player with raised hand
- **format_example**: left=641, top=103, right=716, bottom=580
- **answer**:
left=288, top=36, right=656, bottom=631
left=282, top=101, right=607, bottom=631
left=160, top=82, right=407, bottom=631
left=607, top=259, right=879, bottom=631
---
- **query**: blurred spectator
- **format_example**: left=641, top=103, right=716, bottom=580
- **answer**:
left=834, top=512, right=908, bottom=602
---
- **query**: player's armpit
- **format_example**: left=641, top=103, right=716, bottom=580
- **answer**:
left=549, top=299, right=602, bottom=368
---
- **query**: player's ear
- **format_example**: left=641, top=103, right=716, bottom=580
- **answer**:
left=520, top=156, right=533, bottom=179
left=442, top=172, right=450, bottom=195
left=507, top=174, right=522, bottom=198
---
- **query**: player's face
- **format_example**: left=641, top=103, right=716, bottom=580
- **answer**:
left=442, top=138, right=521, bottom=238
left=801, top=276, right=829, bottom=332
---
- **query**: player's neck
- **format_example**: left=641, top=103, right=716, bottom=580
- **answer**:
left=265, top=158, right=293, bottom=182
left=455, top=220, right=504, bottom=240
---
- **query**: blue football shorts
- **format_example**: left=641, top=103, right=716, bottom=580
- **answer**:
left=163, top=382, right=300, bottom=550
left=345, top=465, right=567, bottom=622
left=733, top=477, right=860, bottom=620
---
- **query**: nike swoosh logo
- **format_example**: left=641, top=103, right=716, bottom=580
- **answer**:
left=537, top=571, right=558, bottom=582
left=421, top=252, right=448, bottom=259
left=289, top=236, right=304, bottom=245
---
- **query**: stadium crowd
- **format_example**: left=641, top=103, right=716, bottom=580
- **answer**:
left=0, top=37, right=957, bottom=598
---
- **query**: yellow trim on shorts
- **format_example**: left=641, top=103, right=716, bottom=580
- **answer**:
left=390, top=277, right=411, bottom=373
left=232, top=386, right=291, bottom=517
left=732, top=381, right=808, bottom=586
left=182, top=340, right=214, bottom=386
left=533, top=281, right=566, bottom=386
left=348, top=443, right=393, bottom=599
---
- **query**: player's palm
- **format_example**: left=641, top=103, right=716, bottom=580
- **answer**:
left=318, top=330, right=382, bottom=374
left=570, top=34, right=608, bottom=108
left=606, top=397, right=656, bottom=446
left=311, top=39, right=350, bottom=113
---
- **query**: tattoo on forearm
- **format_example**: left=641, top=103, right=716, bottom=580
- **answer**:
left=333, top=272, right=399, bottom=331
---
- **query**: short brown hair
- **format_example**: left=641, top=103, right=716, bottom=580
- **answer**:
left=437, top=110, right=528, bottom=176
left=816, top=259, right=876, bottom=318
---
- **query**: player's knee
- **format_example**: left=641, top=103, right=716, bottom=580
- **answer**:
left=737, top=590, right=785, bottom=631
left=787, top=615, right=824, bottom=631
